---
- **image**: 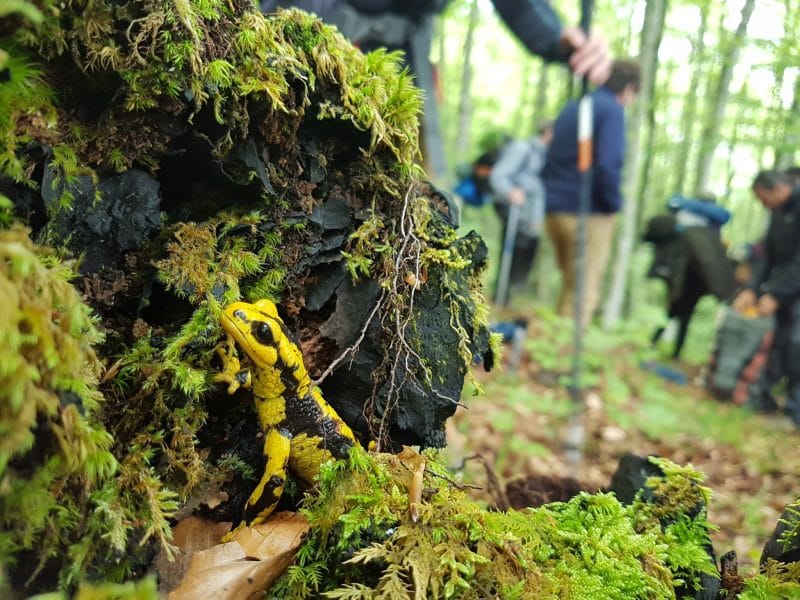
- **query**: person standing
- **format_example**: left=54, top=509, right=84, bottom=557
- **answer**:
left=261, top=0, right=612, bottom=182
left=543, top=59, right=640, bottom=326
left=489, top=121, right=554, bottom=305
left=732, top=170, right=800, bottom=427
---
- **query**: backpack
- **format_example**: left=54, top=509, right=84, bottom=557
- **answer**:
left=708, top=307, right=774, bottom=405
left=453, top=138, right=512, bottom=208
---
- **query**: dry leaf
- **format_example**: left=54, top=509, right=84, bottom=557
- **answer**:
left=165, top=512, right=309, bottom=600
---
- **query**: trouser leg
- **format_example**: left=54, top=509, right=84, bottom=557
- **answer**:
left=581, top=214, right=617, bottom=327
left=546, top=213, right=578, bottom=318
left=783, top=302, right=800, bottom=425
left=509, top=236, right=540, bottom=288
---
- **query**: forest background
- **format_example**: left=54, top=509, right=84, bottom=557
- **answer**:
left=433, top=0, right=798, bottom=328
left=430, top=0, right=800, bottom=569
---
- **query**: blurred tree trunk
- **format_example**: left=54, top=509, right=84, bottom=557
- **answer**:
left=635, top=60, right=674, bottom=233
left=723, top=86, right=747, bottom=199
left=602, top=0, right=666, bottom=329
left=531, top=62, right=550, bottom=133
left=672, top=2, right=709, bottom=195
left=454, top=0, right=479, bottom=164
left=512, top=60, right=533, bottom=134
left=692, top=0, right=756, bottom=195
left=774, top=72, right=800, bottom=169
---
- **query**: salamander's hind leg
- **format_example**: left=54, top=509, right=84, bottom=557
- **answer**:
left=223, top=428, right=292, bottom=541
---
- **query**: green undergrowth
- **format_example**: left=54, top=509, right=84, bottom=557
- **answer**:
left=272, top=447, right=718, bottom=599
left=738, top=561, right=800, bottom=599
left=0, top=227, right=178, bottom=590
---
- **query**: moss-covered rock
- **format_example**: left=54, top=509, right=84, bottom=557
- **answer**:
left=1, top=1, right=492, bottom=591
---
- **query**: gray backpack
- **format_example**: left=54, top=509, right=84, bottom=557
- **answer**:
left=708, top=307, right=774, bottom=405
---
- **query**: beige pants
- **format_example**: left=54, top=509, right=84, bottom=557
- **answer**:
left=546, top=212, right=617, bottom=327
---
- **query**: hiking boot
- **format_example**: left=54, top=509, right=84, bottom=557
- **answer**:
left=785, top=386, right=800, bottom=427
left=746, top=394, right=779, bottom=414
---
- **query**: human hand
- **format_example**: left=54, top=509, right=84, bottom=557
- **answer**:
left=508, top=187, right=525, bottom=206
left=560, top=27, right=612, bottom=86
left=732, top=289, right=756, bottom=313
left=757, top=293, right=779, bottom=317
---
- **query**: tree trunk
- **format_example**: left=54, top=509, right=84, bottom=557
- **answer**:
left=512, top=59, right=534, bottom=135
left=692, top=0, right=756, bottom=195
left=602, top=0, right=666, bottom=329
left=774, top=74, right=800, bottom=169
left=453, top=0, right=479, bottom=164
left=672, top=3, right=709, bottom=195
left=531, top=62, right=550, bottom=133
left=723, top=87, right=746, bottom=198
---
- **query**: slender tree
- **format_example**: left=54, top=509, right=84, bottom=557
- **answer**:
left=453, top=0, right=480, bottom=164
left=692, top=0, right=756, bottom=195
left=531, top=62, right=550, bottom=132
left=603, top=0, right=667, bottom=329
left=672, top=1, right=710, bottom=194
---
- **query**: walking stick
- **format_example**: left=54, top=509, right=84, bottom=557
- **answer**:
left=495, top=202, right=521, bottom=307
left=564, top=0, right=595, bottom=465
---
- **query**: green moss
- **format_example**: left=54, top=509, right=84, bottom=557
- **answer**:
left=10, top=5, right=421, bottom=169
left=0, top=227, right=176, bottom=590
left=0, top=49, right=57, bottom=185
left=271, top=447, right=719, bottom=599
left=739, top=561, right=800, bottom=599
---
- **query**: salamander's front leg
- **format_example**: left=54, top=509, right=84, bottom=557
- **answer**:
left=223, top=427, right=292, bottom=541
left=213, top=335, right=252, bottom=395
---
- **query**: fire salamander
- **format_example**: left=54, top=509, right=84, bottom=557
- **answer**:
left=215, top=299, right=358, bottom=537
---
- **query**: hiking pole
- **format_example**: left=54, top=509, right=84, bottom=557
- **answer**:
left=565, top=0, right=595, bottom=466
left=495, top=202, right=521, bottom=307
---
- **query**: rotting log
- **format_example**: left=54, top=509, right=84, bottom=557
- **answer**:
left=0, top=2, right=493, bottom=592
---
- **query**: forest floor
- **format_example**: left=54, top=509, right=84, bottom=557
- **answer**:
left=444, top=303, right=800, bottom=571
left=446, top=205, right=800, bottom=571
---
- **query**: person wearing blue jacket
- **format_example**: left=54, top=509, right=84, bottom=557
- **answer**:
left=543, top=59, right=640, bottom=325
left=261, top=0, right=612, bottom=182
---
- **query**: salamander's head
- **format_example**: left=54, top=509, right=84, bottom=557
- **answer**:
left=220, top=299, right=286, bottom=369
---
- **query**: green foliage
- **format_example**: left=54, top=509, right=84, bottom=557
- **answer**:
left=0, top=228, right=176, bottom=590
left=271, top=447, right=720, bottom=599
left=778, top=497, right=800, bottom=553
left=0, top=49, right=56, bottom=184
left=739, top=561, right=800, bottom=600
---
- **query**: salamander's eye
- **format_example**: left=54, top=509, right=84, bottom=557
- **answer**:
left=252, top=321, right=274, bottom=345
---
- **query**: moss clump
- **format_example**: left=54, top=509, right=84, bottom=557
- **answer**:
left=739, top=561, right=800, bottom=599
left=0, top=227, right=178, bottom=591
left=5, top=4, right=422, bottom=187
left=271, top=448, right=719, bottom=599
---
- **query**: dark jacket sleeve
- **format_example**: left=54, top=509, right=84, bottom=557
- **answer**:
left=760, top=246, right=800, bottom=303
left=491, top=0, right=566, bottom=63
left=591, top=98, right=625, bottom=213
left=747, top=238, right=770, bottom=292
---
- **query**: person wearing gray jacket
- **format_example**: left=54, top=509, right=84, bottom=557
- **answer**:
left=489, top=121, right=553, bottom=305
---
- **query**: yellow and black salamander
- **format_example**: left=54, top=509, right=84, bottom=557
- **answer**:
left=215, top=299, right=358, bottom=536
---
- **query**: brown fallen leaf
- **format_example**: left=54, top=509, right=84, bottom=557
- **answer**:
left=165, top=512, right=309, bottom=600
